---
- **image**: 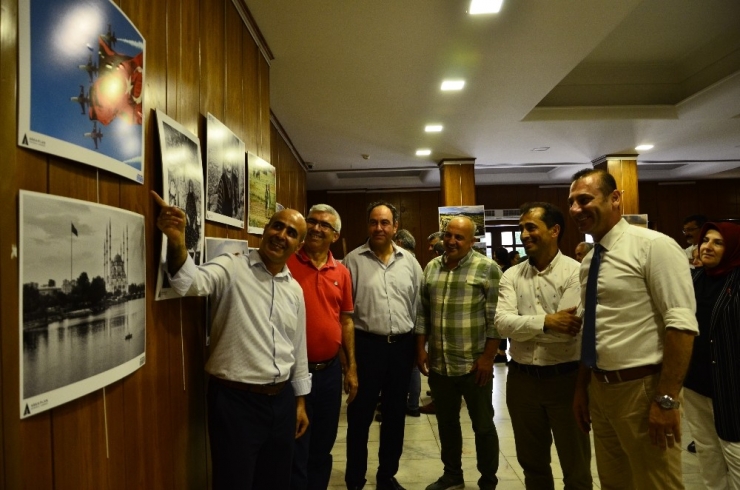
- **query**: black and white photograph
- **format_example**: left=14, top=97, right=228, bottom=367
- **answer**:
left=18, top=0, right=146, bottom=183
left=155, top=109, right=205, bottom=301
left=19, top=191, right=146, bottom=419
left=247, top=152, right=276, bottom=235
left=206, top=113, right=246, bottom=228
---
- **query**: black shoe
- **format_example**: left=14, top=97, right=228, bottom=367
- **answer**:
left=374, top=412, right=382, bottom=422
left=493, top=354, right=507, bottom=363
left=426, top=390, right=432, bottom=396
left=406, top=407, right=420, bottom=417
left=688, top=441, right=696, bottom=453
left=376, top=477, right=406, bottom=490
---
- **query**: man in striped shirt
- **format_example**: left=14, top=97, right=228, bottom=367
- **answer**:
left=416, top=216, right=502, bottom=490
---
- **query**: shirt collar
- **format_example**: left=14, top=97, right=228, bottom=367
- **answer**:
left=248, top=249, right=293, bottom=278
left=526, top=249, right=563, bottom=274
left=443, top=249, right=474, bottom=269
left=359, top=240, right=404, bottom=258
left=295, top=248, right=337, bottom=269
left=598, top=217, right=629, bottom=252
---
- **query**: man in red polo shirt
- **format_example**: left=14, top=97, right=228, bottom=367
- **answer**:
left=289, top=203, right=357, bottom=490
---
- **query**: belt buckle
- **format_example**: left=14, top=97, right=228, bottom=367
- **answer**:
left=387, top=334, right=393, bottom=343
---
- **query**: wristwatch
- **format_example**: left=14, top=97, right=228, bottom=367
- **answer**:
left=654, top=394, right=680, bottom=410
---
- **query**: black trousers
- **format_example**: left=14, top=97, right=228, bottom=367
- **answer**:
left=207, top=379, right=296, bottom=490
left=345, top=332, right=415, bottom=487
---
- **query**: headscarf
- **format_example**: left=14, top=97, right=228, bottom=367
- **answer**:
left=698, top=221, right=740, bottom=277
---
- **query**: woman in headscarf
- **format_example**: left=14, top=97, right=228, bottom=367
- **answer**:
left=683, top=221, right=740, bottom=489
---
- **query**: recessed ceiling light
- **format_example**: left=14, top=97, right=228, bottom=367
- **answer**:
left=441, top=80, right=465, bottom=91
left=416, top=149, right=432, bottom=156
left=425, top=125, right=443, bottom=133
left=635, top=144, right=654, bottom=151
left=469, top=0, right=504, bottom=14
left=531, top=147, right=550, bottom=152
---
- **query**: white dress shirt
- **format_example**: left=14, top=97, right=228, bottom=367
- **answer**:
left=581, top=218, right=698, bottom=371
left=495, top=251, right=582, bottom=366
left=168, top=250, right=311, bottom=396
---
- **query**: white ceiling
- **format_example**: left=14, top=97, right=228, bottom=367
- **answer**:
left=244, top=0, right=740, bottom=191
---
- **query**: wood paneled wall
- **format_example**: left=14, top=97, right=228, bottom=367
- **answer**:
left=310, top=178, right=740, bottom=268
left=0, top=0, right=305, bottom=488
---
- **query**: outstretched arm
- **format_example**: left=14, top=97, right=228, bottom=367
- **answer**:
left=151, top=191, right=188, bottom=275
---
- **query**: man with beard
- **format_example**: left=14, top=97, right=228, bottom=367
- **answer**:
left=288, top=204, right=357, bottom=490
left=152, top=191, right=310, bottom=490
left=569, top=169, right=698, bottom=489
left=343, top=201, right=423, bottom=490
left=416, top=216, right=501, bottom=490
left=216, top=162, right=234, bottom=218
left=495, top=203, right=591, bottom=489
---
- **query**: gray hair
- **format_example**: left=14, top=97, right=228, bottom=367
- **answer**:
left=577, top=242, right=593, bottom=253
left=308, top=203, right=342, bottom=233
left=394, top=229, right=416, bottom=252
left=427, top=231, right=443, bottom=242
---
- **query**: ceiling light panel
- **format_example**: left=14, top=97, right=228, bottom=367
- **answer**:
left=416, top=149, right=432, bottom=156
left=469, top=0, right=503, bottom=15
left=441, top=80, right=465, bottom=91
left=635, top=144, right=654, bottom=151
left=425, top=125, right=443, bottom=132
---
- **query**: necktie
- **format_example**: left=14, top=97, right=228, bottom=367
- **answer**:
left=581, top=243, right=603, bottom=368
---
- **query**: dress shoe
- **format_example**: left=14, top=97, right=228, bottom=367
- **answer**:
left=406, top=407, right=420, bottom=417
left=688, top=441, right=696, bottom=453
left=425, top=474, right=465, bottom=490
left=426, top=390, right=433, bottom=396
left=374, top=412, right=382, bottom=422
left=493, top=354, right=507, bottom=364
left=419, top=401, right=436, bottom=414
left=376, top=477, right=406, bottom=490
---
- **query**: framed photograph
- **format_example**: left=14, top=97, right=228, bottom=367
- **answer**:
left=247, top=152, right=276, bottom=235
left=438, top=205, right=486, bottom=237
left=155, top=109, right=205, bottom=301
left=20, top=190, right=146, bottom=418
left=623, top=214, right=648, bottom=228
left=205, top=114, right=246, bottom=228
left=18, top=0, right=146, bottom=183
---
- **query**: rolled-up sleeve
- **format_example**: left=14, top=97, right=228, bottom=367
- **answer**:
left=646, top=237, right=699, bottom=334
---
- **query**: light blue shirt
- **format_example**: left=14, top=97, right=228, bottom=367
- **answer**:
left=168, top=250, right=310, bottom=396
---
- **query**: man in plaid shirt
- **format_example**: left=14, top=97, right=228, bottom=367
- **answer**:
left=416, top=216, right=502, bottom=490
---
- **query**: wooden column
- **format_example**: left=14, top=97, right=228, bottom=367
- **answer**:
left=439, top=159, right=476, bottom=206
left=593, top=155, right=639, bottom=215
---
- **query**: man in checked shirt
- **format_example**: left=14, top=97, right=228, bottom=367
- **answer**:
left=416, top=215, right=502, bottom=490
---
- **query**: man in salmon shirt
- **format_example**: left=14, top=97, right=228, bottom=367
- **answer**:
left=288, top=204, right=358, bottom=490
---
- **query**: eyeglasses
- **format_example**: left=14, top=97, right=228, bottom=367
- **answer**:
left=306, top=218, right=337, bottom=233
left=682, top=226, right=699, bottom=235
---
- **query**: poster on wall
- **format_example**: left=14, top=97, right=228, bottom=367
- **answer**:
left=19, top=191, right=146, bottom=419
left=438, top=205, right=485, bottom=237
left=155, top=110, right=205, bottom=301
left=248, top=153, right=276, bottom=235
left=205, top=114, right=246, bottom=228
left=18, top=0, right=146, bottom=183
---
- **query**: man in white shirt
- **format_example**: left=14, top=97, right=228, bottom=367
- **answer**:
left=682, top=214, right=707, bottom=266
left=152, top=192, right=310, bottom=490
left=495, top=202, right=592, bottom=489
left=568, top=169, right=698, bottom=489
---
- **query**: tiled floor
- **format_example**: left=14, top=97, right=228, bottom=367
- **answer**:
left=328, top=363, right=707, bottom=489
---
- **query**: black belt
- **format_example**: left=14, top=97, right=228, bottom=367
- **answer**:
left=508, top=360, right=579, bottom=379
left=309, top=356, right=337, bottom=372
left=354, top=329, right=413, bottom=344
left=210, top=376, right=287, bottom=395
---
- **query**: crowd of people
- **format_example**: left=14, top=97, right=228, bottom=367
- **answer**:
left=151, top=166, right=740, bottom=490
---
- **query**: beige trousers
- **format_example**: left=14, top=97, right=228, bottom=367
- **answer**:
left=588, top=372, right=684, bottom=490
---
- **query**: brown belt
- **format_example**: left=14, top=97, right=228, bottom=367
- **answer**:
left=210, top=376, right=287, bottom=395
left=592, top=364, right=661, bottom=384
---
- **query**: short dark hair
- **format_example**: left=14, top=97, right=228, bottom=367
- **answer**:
left=427, top=231, right=443, bottom=242
left=519, top=201, right=566, bottom=243
left=683, top=214, right=708, bottom=227
left=571, top=168, right=617, bottom=197
left=508, top=250, right=520, bottom=261
left=393, top=229, right=416, bottom=251
left=494, top=247, right=511, bottom=267
left=367, top=201, right=399, bottom=223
